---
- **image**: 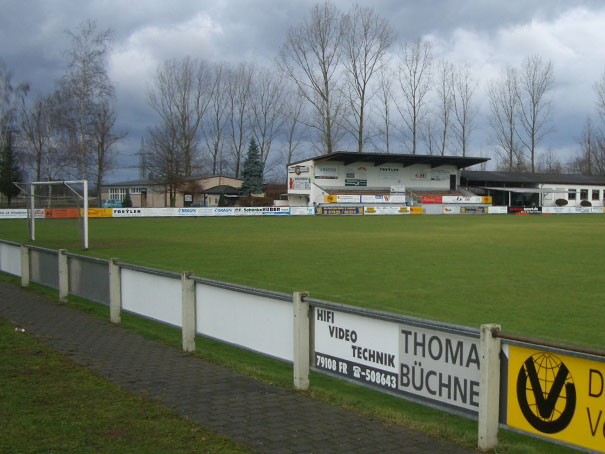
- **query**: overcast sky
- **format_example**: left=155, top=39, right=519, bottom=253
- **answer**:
left=2, top=0, right=605, bottom=182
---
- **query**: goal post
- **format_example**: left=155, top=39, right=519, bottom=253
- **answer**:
left=25, top=180, right=89, bottom=249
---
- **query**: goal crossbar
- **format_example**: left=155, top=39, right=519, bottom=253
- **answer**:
left=21, top=180, right=89, bottom=249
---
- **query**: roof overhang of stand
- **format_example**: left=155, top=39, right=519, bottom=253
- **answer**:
left=290, top=152, right=489, bottom=169
left=481, top=187, right=569, bottom=194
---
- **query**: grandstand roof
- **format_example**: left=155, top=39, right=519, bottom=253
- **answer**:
left=290, top=152, right=489, bottom=169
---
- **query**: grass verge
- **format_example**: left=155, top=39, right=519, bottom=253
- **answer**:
left=0, top=274, right=580, bottom=454
left=0, top=312, right=252, bottom=453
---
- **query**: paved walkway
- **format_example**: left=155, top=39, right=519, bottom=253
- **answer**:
left=0, top=282, right=476, bottom=453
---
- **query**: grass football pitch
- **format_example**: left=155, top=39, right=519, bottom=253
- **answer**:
left=1, top=214, right=603, bottom=349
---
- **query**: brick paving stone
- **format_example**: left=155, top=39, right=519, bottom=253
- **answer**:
left=0, top=282, right=477, bottom=454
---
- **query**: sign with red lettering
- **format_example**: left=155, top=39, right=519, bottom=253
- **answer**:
left=421, top=196, right=442, bottom=204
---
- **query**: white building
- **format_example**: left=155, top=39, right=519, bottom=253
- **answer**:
left=461, top=171, right=605, bottom=210
left=288, top=152, right=489, bottom=207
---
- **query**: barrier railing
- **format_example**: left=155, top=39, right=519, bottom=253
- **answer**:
left=2, top=237, right=604, bottom=453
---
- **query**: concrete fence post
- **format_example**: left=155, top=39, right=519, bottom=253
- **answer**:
left=478, top=323, right=501, bottom=452
left=293, top=291, right=310, bottom=390
left=58, top=249, right=69, bottom=303
left=20, top=244, right=29, bottom=288
left=109, top=258, right=121, bottom=324
left=181, top=272, right=196, bottom=353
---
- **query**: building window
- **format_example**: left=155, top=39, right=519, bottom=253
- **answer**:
left=109, top=188, right=127, bottom=201
left=568, top=189, right=576, bottom=200
left=130, top=187, right=145, bottom=194
left=580, top=189, right=588, bottom=200
left=593, top=190, right=600, bottom=201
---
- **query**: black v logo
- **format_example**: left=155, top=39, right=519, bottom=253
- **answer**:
left=525, top=358, right=569, bottom=419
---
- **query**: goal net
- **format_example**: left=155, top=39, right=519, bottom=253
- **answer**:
left=21, top=180, right=89, bottom=249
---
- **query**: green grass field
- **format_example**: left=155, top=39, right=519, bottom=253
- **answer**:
left=1, top=214, right=603, bottom=349
left=0, top=318, right=251, bottom=454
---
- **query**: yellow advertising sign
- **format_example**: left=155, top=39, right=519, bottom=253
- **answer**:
left=507, top=344, right=605, bottom=452
left=481, top=196, right=492, bottom=204
left=323, top=195, right=337, bottom=203
left=409, top=206, right=423, bottom=215
left=80, top=208, right=113, bottom=218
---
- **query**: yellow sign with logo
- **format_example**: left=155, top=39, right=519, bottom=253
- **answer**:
left=323, top=195, right=337, bottom=203
left=507, top=344, right=605, bottom=452
left=481, top=196, right=492, bottom=204
left=80, top=208, right=113, bottom=218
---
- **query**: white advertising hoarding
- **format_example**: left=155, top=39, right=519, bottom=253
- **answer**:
left=314, top=308, right=481, bottom=414
left=336, top=195, right=361, bottom=203
left=364, top=206, right=409, bottom=215
left=488, top=206, right=508, bottom=214
left=443, top=206, right=461, bottom=215
left=0, top=209, right=28, bottom=219
left=234, top=207, right=291, bottom=216
left=442, top=196, right=483, bottom=204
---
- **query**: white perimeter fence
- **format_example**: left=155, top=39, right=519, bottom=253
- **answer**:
left=1, top=238, right=604, bottom=453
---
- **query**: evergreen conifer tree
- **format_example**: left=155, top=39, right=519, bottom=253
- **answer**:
left=0, top=131, right=22, bottom=207
left=240, top=138, right=263, bottom=196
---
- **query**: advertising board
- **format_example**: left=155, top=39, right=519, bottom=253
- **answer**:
left=361, top=195, right=390, bottom=203
left=45, top=208, right=80, bottom=219
left=112, top=208, right=144, bottom=217
left=336, top=195, right=361, bottom=203
left=314, top=308, right=481, bottom=414
left=233, top=207, right=290, bottom=216
left=84, top=208, right=112, bottom=218
left=421, top=195, right=442, bottom=204
left=442, top=196, right=484, bottom=204
left=460, top=207, right=488, bottom=215
left=288, top=177, right=311, bottom=191
left=290, top=207, right=315, bottom=216
left=505, top=344, right=605, bottom=453
left=488, top=206, right=508, bottom=214
left=315, top=206, right=363, bottom=216
left=443, top=206, right=461, bottom=215
left=315, top=166, right=339, bottom=179
left=364, top=206, right=409, bottom=215
left=0, top=209, right=28, bottom=219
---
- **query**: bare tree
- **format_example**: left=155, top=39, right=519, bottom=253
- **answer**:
left=595, top=69, right=605, bottom=123
left=202, top=63, right=229, bottom=175
left=571, top=117, right=601, bottom=175
left=451, top=64, right=477, bottom=157
left=91, top=99, right=126, bottom=203
left=148, top=56, right=210, bottom=177
left=374, top=64, right=394, bottom=153
left=144, top=123, right=184, bottom=207
left=251, top=67, right=287, bottom=177
left=516, top=55, right=554, bottom=173
left=278, top=1, right=343, bottom=154
left=341, top=4, right=394, bottom=153
left=61, top=20, right=113, bottom=179
left=19, top=94, right=58, bottom=181
left=434, top=60, right=454, bottom=156
left=282, top=87, right=306, bottom=166
left=395, top=39, right=432, bottom=154
left=536, top=149, right=562, bottom=174
left=226, top=62, right=254, bottom=178
left=0, top=59, right=29, bottom=146
left=488, top=66, right=521, bottom=170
